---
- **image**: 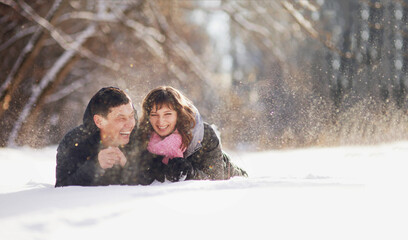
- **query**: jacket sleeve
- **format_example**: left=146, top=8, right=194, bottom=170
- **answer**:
left=188, top=124, right=226, bottom=180
left=121, top=149, right=159, bottom=185
left=55, top=134, right=104, bottom=187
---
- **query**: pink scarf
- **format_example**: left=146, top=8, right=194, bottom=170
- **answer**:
left=147, top=130, right=185, bottom=165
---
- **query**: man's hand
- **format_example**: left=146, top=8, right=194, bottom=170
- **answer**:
left=98, top=147, right=127, bottom=169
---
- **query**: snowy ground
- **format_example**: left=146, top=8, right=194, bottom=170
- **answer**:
left=1, top=142, right=407, bottom=240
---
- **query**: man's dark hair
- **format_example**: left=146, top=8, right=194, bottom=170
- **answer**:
left=82, top=87, right=136, bottom=132
left=89, top=87, right=130, bottom=117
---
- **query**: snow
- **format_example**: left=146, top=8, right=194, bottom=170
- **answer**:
left=1, top=142, right=407, bottom=240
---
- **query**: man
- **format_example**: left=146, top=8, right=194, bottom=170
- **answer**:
left=55, top=87, right=145, bottom=187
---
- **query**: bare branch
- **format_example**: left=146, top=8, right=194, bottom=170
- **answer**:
left=7, top=24, right=96, bottom=147
left=166, top=62, right=188, bottom=83
left=16, top=0, right=69, bottom=46
left=56, top=11, right=118, bottom=24
left=149, top=1, right=214, bottom=87
left=249, top=1, right=288, bottom=33
left=112, top=7, right=165, bottom=43
left=0, top=26, right=37, bottom=52
left=281, top=1, right=319, bottom=39
left=16, top=0, right=120, bottom=71
left=222, top=1, right=287, bottom=63
left=112, top=5, right=189, bottom=83
left=54, top=0, right=143, bottom=24
left=0, top=0, right=16, bottom=7
left=233, top=12, right=271, bottom=37
left=298, top=0, right=319, bottom=12
left=112, top=6, right=165, bottom=57
left=0, top=0, right=63, bottom=100
left=281, top=1, right=341, bottom=55
left=44, top=77, right=91, bottom=104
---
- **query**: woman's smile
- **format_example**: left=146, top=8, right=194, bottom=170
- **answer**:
left=149, top=105, right=178, bottom=137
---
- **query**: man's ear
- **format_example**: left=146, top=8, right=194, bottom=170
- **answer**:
left=94, top=114, right=106, bottom=129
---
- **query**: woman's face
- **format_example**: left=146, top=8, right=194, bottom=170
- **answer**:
left=149, top=104, right=178, bottom=137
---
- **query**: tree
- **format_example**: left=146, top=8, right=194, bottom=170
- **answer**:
left=1, top=0, right=407, bottom=149
left=0, top=0, right=216, bottom=147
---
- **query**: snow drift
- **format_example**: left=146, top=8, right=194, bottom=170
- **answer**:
left=0, top=142, right=407, bottom=240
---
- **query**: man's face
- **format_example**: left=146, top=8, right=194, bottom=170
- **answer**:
left=94, top=102, right=136, bottom=147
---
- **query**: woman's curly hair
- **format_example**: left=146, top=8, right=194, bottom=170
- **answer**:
left=139, top=86, right=196, bottom=149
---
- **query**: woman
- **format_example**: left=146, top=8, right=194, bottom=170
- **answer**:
left=138, top=86, right=247, bottom=182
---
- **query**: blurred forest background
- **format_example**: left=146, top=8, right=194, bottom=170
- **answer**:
left=1, top=0, right=408, bottom=150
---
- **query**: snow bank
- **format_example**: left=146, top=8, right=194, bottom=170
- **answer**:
left=0, top=143, right=407, bottom=240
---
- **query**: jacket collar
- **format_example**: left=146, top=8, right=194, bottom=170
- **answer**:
left=184, top=105, right=204, bottom=158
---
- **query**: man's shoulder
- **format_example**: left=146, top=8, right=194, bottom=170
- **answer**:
left=61, top=125, right=87, bottom=140
left=58, top=125, right=95, bottom=150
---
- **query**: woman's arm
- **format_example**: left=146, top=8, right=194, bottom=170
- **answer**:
left=187, top=123, right=226, bottom=180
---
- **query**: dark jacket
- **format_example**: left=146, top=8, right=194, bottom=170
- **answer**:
left=146, top=111, right=247, bottom=182
left=186, top=122, right=228, bottom=180
left=55, top=102, right=143, bottom=187
left=184, top=122, right=246, bottom=180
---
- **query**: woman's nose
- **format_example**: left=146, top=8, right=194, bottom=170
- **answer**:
left=158, top=115, right=165, bottom=124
